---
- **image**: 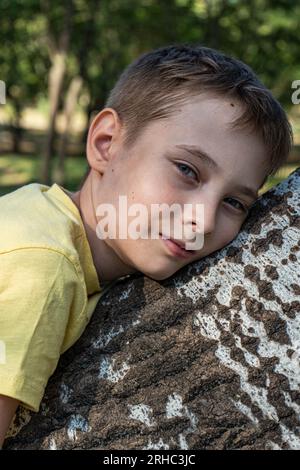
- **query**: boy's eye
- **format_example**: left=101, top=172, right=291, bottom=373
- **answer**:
left=176, top=162, right=198, bottom=181
left=175, top=162, right=249, bottom=214
left=224, top=197, right=248, bottom=213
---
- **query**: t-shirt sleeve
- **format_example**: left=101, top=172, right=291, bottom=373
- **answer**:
left=0, top=248, right=82, bottom=412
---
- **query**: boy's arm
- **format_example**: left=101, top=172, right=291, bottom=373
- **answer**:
left=0, top=395, right=19, bottom=449
left=0, top=249, right=81, bottom=416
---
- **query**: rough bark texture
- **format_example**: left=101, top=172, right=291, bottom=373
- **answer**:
left=5, top=168, right=300, bottom=450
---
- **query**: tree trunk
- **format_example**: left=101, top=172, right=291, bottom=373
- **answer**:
left=39, top=1, right=73, bottom=185
left=53, top=75, right=83, bottom=186
left=10, top=103, right=23, bottom=154
left=4, top=168, right=300, bottom=450
left=40, top=51, right=68, bottom=185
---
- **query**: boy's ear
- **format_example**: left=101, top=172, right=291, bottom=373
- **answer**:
left=86, top=108, right=123, bottom=174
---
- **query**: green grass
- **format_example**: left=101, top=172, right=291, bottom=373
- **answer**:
left=0, top=154, right=88, bottom=196
left=0, top=153, right=299, bottom=197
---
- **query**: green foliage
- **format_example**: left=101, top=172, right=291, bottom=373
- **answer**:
left=1, top=0, right=298, bottom=114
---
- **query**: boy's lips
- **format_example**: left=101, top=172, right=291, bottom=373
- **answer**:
left=159, top=233, right=196, bottom=259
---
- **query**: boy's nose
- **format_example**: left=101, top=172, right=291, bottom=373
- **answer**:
left=191, top=202, right=217, bottom=237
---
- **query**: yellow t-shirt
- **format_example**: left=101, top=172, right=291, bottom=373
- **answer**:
left=0, top=182, right=114, bottom=412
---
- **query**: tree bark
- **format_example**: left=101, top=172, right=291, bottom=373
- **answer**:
left=4, top=168, right=300, bottom=450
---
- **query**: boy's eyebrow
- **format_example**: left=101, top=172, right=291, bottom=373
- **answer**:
left=175, top=144, right=219, bottom=171
left=175, top=144, right=258, bottom=201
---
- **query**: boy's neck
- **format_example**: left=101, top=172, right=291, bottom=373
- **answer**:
left=60, top=181, right=137, bottom=283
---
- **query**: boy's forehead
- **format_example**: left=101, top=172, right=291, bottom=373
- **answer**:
left=170, top=93, right=244, bottom=130
left=137, top=95, right=244, bottom=150
left=149, top=95, right=262, bottom=156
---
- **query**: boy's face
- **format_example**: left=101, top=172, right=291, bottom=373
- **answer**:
left=88, top=94, right=268, bottom=281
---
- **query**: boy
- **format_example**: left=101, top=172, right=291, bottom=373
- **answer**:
left=0, top=43, right=293, bottom=447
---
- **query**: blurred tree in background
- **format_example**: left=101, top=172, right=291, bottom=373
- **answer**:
left=0, top=0, right=299, bottom=187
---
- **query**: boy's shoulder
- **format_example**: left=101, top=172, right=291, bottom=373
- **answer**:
left=0, top=182, right=83, bottom=257
left=0, top=182, right=100, bottom=297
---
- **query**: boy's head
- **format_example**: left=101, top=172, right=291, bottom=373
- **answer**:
left=78, top=44, right=293, bottom=281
